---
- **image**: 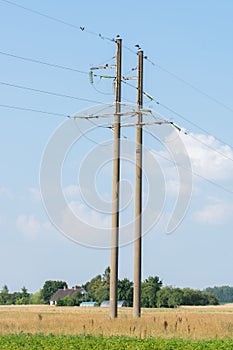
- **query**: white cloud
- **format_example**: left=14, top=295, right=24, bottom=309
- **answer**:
left=151, top=132, right=233, bottom=198
left=193, top=198, right=231, bottom=224
left=16, top=214, right=51, bottom=238
left=68, top=200, right=111, bottom=229
left=180, top=132, right=233, bottom=181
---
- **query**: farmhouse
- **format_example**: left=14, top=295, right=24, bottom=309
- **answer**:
left=50, top=285, right=86, bottom=305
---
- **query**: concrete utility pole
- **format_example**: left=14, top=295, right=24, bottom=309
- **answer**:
left=133, top=50, right=143, bottom=318
left=109, top=38, right=122, bottom=319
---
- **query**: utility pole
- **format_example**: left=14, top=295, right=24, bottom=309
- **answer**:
left=109, top=38, right=122, bottom=319
left=133, top=49, right=143, bottom=318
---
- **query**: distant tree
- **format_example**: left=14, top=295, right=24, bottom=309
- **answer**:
left=41, top=280, right=67, bottom=304
left=56, top=296, right=75, bottom=307
left=15, top=287, right=30, bottom=305
left=157, top=286, right=219, bottom=308
left=1, top=285, right=9, bottom=294
left=102, top=266, right=110, bottom=285
left=157, top=286, right=183, bottom=308
left=83, top=269, right=111, bottom=304
left=182, top=288, right=209, bottom=306
left=203, top=292, right=219, bottom=305
left=29, top=291, right=44, bottom=305
left=84, top=275, right=102, bottom=302
left=71, top=291, right=84, bottom=306
left=204, top=286, right=233, bottom=304
left=118, top=278, right=133, bottom=306
left=21, top=287, right=30, bottom=301
left=94, top=284, right=109, bottom=304
left=0, top=285, right=10, bottom=305
left=167, top=288, right=183, bottom=308
left=141, top=276, right=162, bottom=308
left=157, top=286, right=172, bottom=308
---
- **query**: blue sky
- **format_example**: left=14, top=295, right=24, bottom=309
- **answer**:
left=0, top=0, right=233, bottom=293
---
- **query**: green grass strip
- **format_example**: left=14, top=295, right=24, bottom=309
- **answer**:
left=0, top=334, right=233, bottom=349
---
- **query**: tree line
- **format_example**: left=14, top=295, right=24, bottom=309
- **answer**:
left=204, top=286, right=233, bottom=304
left=1, top=267, right=226, bottom=307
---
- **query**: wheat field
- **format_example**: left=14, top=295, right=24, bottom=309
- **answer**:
left=0, top=304, right=233, bottom=339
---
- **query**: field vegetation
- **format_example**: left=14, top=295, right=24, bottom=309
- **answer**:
left=0, top=304, right=233, bottom=339
left=0, top=334, right=233, bottom=350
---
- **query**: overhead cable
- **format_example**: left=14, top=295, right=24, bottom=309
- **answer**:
left=0, top=80, right=104, bottom=104
left=0, top=103, right=69, bottom=117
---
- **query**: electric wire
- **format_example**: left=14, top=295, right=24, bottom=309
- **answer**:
left=0, top=50, right=90, bottom=75
left=80, top=119, right=233, bottom=196
left=94, top=55, right=116, bottom=67
left=2, top=0, right=233, bottom=162
left=144, top=56, right=233, bottom=114
left=72, top=114, right=112, bottom=147
left=122, top=79, right=233, bottom=151
left=156, top=101, right=233, bottom=150
left=2, top=0, right=232, bottom=116
left=0, top=50, right=116, bottom=80
left=149, top=105, right=233, bottom=163
left=91, top=78, right=114, bottom=96
left=187, top=133, right=233, bottom=164
left=0, top=103, right=69, bottom=117
left=3, top=46, right=232, bottom=154
left=0, top=0, right=116, bottom=42
left=2, top=75, right=233, bottom=164
left=144, top=129, right=233, bottom=196
left=122, top=79, right=233, bottom=163
left=0, top=80, right=105, bottom=105
left=2, top=93, right=230, bottom=196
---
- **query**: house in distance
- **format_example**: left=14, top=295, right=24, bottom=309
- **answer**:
left=49, top=285, right=86, bottom=306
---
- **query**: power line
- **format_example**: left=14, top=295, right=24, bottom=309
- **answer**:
left=156, top=101, right=233, bottom=150
left=0, top=50, right=116, bottom=81
left=144, top=129, right=233, bottom=196
left=122, top=79, right=233, bottom=151
left=79, top=114, right=233, bottom=197
left=119, top=46, right=233, bottom=115
left=0, top=103, right=69, bottom=117
left=86, top=120, right=233, bottom=196
left=0, top=80, right=104, bottom=104
left=144, top=56, right=233, bottom=114
left=91, top=79, right=114, bottom=96
left=0, top=0, right=116, bottom=42
left=148, top=104, right=233, bottom=163
left=73, top=118, right=109, bottom=146
left=2, top=0, right=233, bottom=180
left=0, top=50, right=90, bottom=75
left=122, top=79, right=233, bottom=163
left=4, top=46, right=231, bottom=155
left=2, top=0, right=232, bottom=117
left=188, top=133, right=233, bottom=164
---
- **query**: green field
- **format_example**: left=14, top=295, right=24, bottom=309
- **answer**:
left=0, top=334, right=233, bottom=350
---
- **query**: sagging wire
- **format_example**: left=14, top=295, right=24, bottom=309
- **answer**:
left=89, top=70, right=115, bottom=96
left=72, top=114, right=114, bottom=147
left=122, top=79, right=233, bottom=155
left=3, top=0, right=232, bottom=115
left=0, top=80, right=104, bottom=105
left=0, top=103, right=69, bottom=118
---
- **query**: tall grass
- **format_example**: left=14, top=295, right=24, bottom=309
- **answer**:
left=0, top=304, right=232, bottom=339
